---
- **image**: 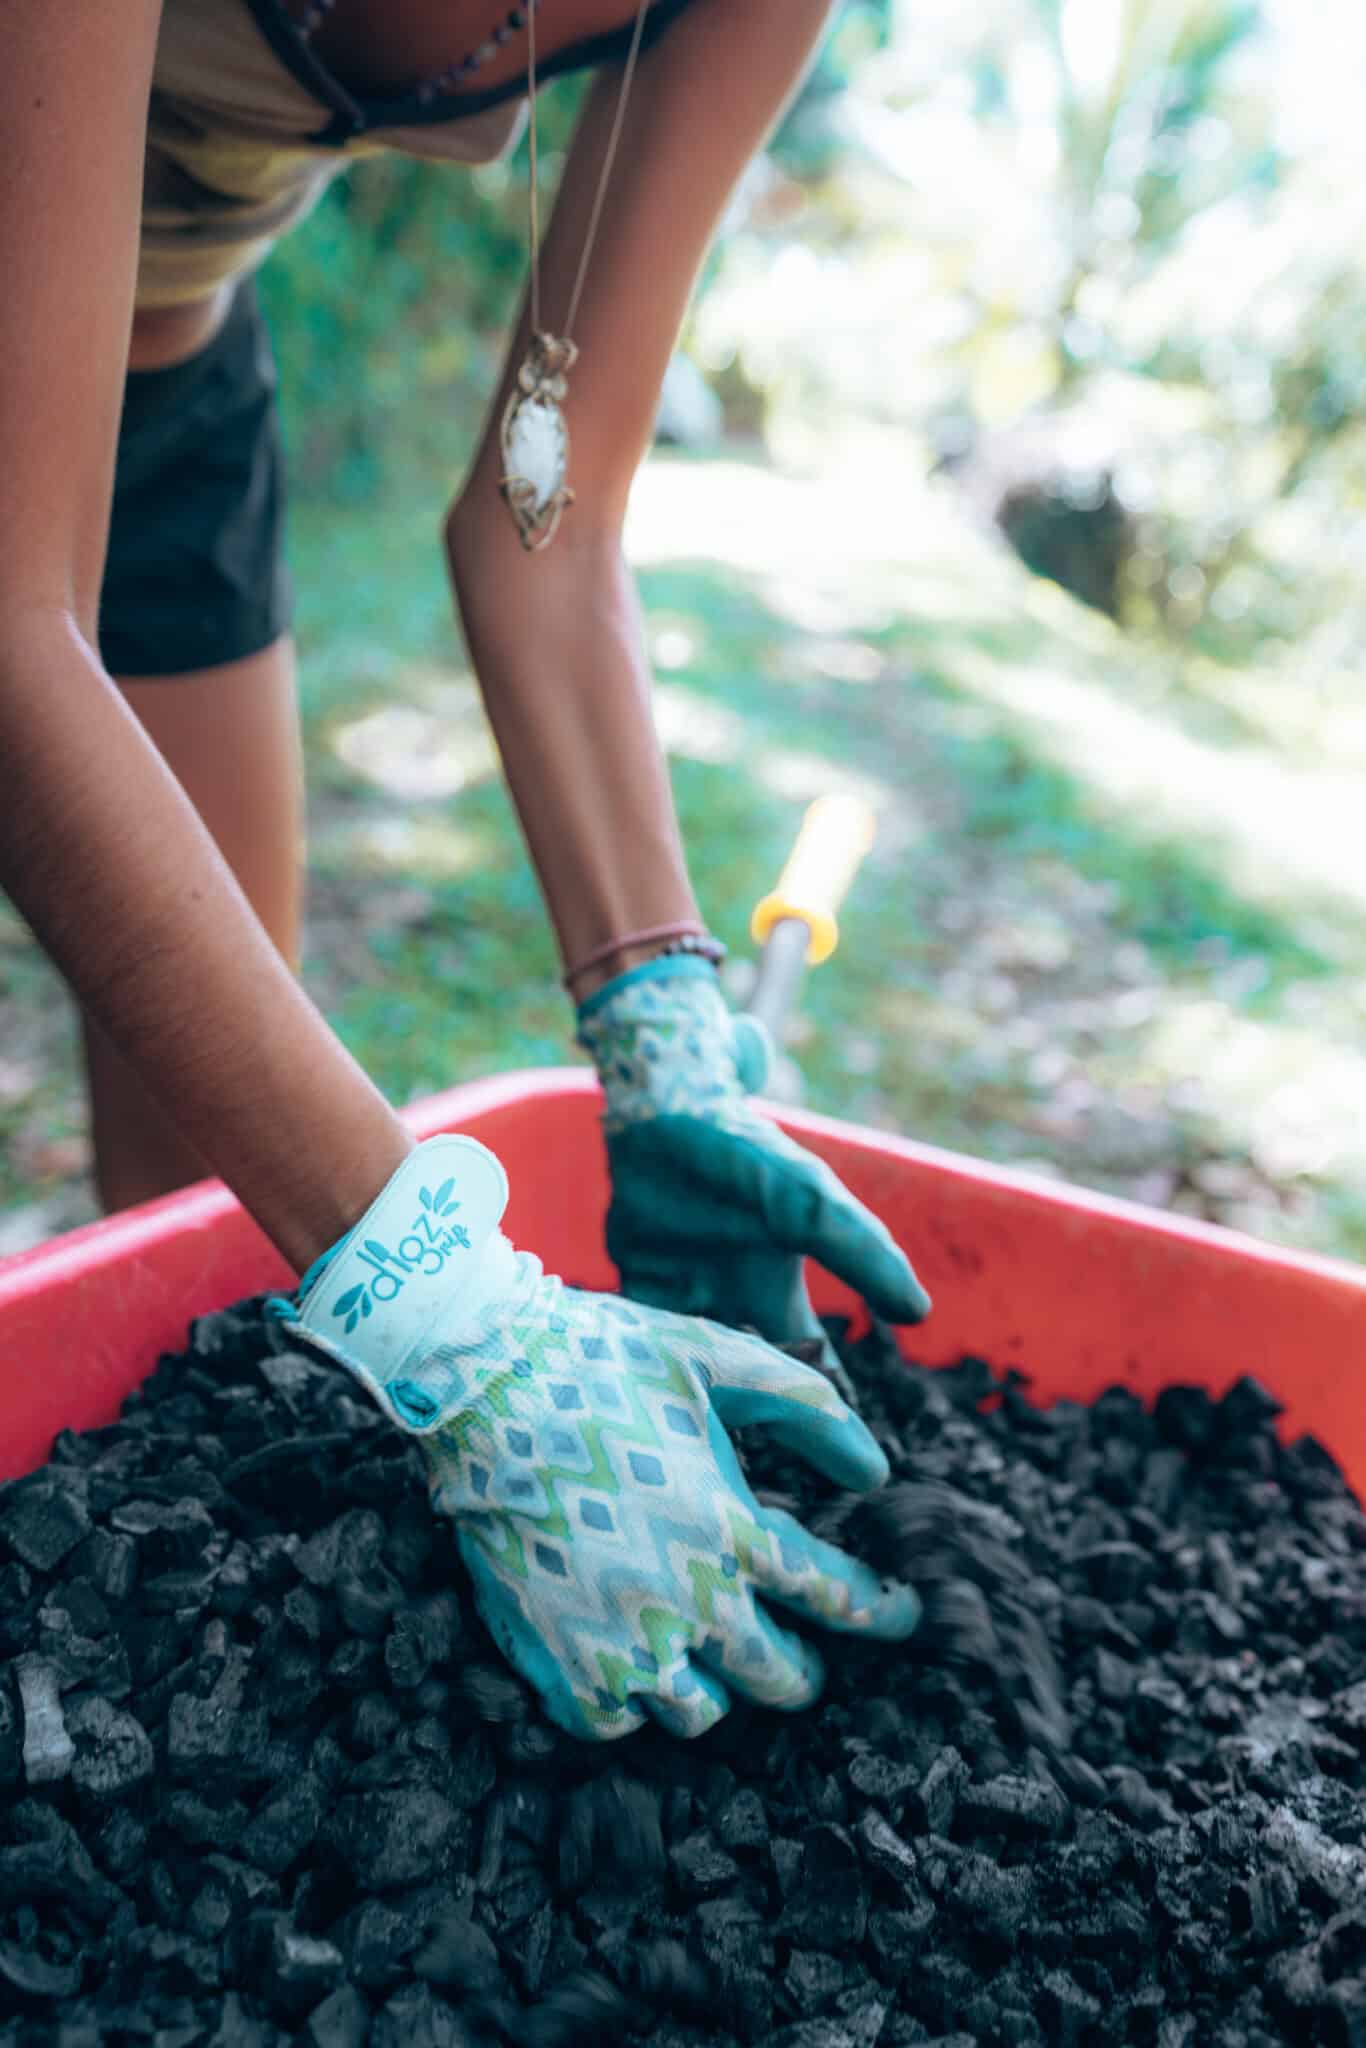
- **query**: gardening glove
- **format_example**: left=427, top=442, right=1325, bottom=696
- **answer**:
left=576, top=956, right=931, bottom=1375
left=276, top=1134, right=920, bottom=1742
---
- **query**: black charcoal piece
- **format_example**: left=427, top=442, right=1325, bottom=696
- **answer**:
left=304, top=1982, right=370, bottom=2048
left=411, top=1911, right=502, bottom=1992
left=846, top=1751, right=919, bottom=1809
left=950, top=1851, right=1034, bottom=1945
left=456, top=1660, right=528, bottom=1723
left=0, top=1939, right=84, bottom=2000
left=957, top=1772, right=1069, bottom=1840
left=908, top=1748, right=966, bottom=1835
left=66, top=1697, right=154, bottom=1804
left=0, top=1810, right=122, bottom=1923
left=716, top=1785, right=769, bottom=1855
left=520, top=1968, right=635, bottom=2048
left=14, top=1653, right=73, bottom=1785
left=784, top=1950, right=851, bottom=2009
left=283, top=1584, right=325, bottom=1642
left=325, top=1785, right=465, bottom=1890
left=240, top=1773, right=326, bottom=1875
left=334, top=1566, right=402, bottom=1641
left=0, top=1469, right=91, bottom=1572
left=445, top=1730, right=497, bottom=1811
left=166, top=1646, right=251, bottom=1776
left=202, top=1989, right=270, bottom=2047
left=337, top=1897, right=421, bottom=1992
left=383, top=1609, right=433, bottom=1691
left=80, top=1527, right=139, bottom=1604
left=109, top=1497, right=215, bottom=1573
left=771, top=1835, right=804, bottom=1898
left=778, top=1835, right=864, bottom=1941
left=865, top=1900, right=936, bottom=1982
left=369, top=1980, right=472, bottom=2048
left=1153, top=1386, right=1216, bottom=1449
left=854, top=1808, right=918, bottom=1887
left=93, top=1806, right=149, bottom=1880
left=670, top=1830, right=741, bottom=1899
left=188, top=1882, right=236, bottom=1944
left=0, top=1682, right=18, bottom=1790
left=1038, top=1968, right=1104, bottom=2048
left=244, top=1913, right=344, bottom=2017
left=36, top=1601, right=130, bottom=1694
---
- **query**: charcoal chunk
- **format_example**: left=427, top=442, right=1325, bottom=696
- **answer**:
left=1039, top=1969, right=1103, bottom=2048
left=866, top=1900, right=936, bottom=1982
left=854, top=1808, right=919, bottom=1888
left=305, top=1984, right=370, bottom=2048
left=670, top=1830, right=741, bottom=1899
left=66, top=1696, right=154, bottom=1804
left=166, top=1647, right=251, bottom=1776
left=779, top=1828, right=868, bottom=1951
left=847, top=1751, right=919, bottom=1809
left=15, top=1653, right=73, bottom=1784
left=950, top=1852, right=1034, bottom=1946
left=339, top=1897, right=421, bottom=1991
left=240, top=1772, right=326, bottom=1874
left=957, top=1773, right=1068, bottom=1840
left=326, top=1786, right=465, bottom=1891
left=0, top=1469, right=91, bottom=1571
left=370, top=1982, right=472, bottom=2048
left=245, top=1913, right=344, bottom=2017
left=0, top=1940, right=83, bottom=2001
left=908, top=1748, right=967, bottom=1835
left=411, top=1911, right=502, bottom=1992
left=713, top=1785, right=769, bottom=1857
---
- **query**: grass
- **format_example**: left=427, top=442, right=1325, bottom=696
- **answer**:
left=2, top=435, right=1365, bottom=1268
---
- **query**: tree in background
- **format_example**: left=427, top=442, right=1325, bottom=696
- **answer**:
left=689, top=0, right=1366, bottom=646
left=261, top=0, right=1366, bottom=656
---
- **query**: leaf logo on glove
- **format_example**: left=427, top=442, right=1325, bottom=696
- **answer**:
left=330, top=1178, right=469, bottom=1333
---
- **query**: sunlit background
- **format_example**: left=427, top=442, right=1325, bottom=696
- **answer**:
left=3, top=0, right=1365, bottom=1266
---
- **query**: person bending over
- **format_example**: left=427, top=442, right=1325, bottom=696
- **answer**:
left=0, top=0, right=930, bottom=1738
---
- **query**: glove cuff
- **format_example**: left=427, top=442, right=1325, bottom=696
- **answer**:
left=575, top=954, right=751, bottom=1132
left=282, top=1135, right=517, bottom=1433
left=574, top=950, right=717, bottom=1026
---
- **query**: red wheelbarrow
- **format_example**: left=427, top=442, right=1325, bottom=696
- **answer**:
left=3, top=1068, right=1365, bottom=1496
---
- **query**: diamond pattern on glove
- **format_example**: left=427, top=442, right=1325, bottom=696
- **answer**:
left=377, top=1261, right=896, bottom=1739
left=285, top=1136, right=916, bottom=1743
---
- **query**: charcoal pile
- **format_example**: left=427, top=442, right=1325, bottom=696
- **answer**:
left=2, top=1300, right=1365, bottom=2048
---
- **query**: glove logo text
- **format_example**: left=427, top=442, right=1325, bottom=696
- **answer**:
left=330, top=1178, right=470, bottom=1333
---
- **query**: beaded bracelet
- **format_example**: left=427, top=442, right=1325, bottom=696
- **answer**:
left=561, top=923, right=727, bottom=992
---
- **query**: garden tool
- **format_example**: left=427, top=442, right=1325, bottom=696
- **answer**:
left=745, top=792, right=879, bottom=1104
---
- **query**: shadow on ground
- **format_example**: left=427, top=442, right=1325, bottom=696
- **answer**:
left=2, top=447, right=1363, bottom=1265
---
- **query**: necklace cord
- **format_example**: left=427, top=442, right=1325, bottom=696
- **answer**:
left=526, top=1, right=652, bottom=343
left=527, top=6, right=541, bottom=333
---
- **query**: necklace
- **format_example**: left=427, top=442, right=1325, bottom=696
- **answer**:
left=295, top=2, right=546, bottom=101
left=499, top=2, right=653, bottom=551
left=296, top=2, right=654, bottom=553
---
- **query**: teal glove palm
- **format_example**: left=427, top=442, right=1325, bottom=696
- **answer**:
left=280, top=1136, right=919, bottom=1743
left=577, top=956, right=931, bottom=1359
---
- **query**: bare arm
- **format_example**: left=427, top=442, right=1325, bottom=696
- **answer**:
left=0, top=3, right=410, bottom=1270
left=446, top=0, right=836, bottom=994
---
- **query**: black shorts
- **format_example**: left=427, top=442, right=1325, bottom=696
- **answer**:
left=99, top=278, right=293, bottom=678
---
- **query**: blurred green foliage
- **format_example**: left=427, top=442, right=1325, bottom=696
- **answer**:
left=258, top=2, right=895, bottom=491
left=258, top=0, right=1366, bottom=652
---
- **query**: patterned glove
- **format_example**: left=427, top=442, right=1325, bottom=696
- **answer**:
left=277, top=1135, right=919, bottom=1742
left=576, top=956, right=931, bottom=1368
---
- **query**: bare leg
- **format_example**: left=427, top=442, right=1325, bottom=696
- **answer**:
left=82, top=637, right=304, bottom=1211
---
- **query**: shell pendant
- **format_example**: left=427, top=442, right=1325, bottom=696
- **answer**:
left=499, top=332, right=579, bottom=553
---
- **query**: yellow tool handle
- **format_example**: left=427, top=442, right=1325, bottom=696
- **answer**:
left=750, top=793, right=877, bottom=967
